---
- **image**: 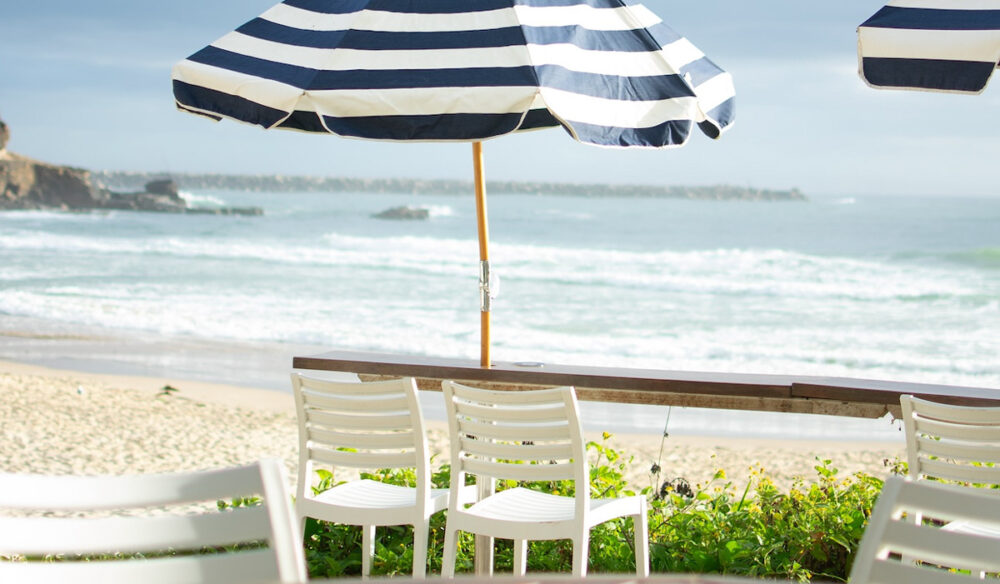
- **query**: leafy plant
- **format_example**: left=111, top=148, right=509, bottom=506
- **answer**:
left=648, top=459, right=885, bottom=582
left=301, top=437, right=892, bottom=582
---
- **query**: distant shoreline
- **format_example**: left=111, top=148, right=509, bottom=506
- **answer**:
left=93, top=170, right=807, bottom=202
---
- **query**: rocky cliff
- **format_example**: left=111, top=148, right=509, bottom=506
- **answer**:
left=0, top=118, right=9, bottom=151
left=0, top=116, right=260, bottom=214
left=0, top=151, right=111, bottom=210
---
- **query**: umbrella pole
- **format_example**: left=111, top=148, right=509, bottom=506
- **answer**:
left=473, top=141, right=491, bottom=369
left=472, top=141, right=495, bottom=575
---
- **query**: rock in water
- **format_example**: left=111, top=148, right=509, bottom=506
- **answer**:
left=373, top=205, right=430, bottom=220
left=144, top=178, right=181, bottom=199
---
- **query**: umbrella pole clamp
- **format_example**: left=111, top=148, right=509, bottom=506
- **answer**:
left=479, top=260, right=492, bottom=312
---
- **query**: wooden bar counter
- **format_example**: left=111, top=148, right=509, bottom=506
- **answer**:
left=293, top=350, right=1000, bottom=419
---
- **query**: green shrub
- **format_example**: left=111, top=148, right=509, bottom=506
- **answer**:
left=648, top=460, right=884, bottom=582
left=302, top=438, right=889, bottom=581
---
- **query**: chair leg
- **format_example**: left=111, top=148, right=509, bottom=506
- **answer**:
left=441, top=527, right=459, bottom=578
left=298, top=513, right=308, bottom=544
left=513, top=539, right=527, bottom=576
left=634, top=506, right=650, bottom=577
left=412, top=520, right=428, bottom=579
left=362, top=524, right=375, bottom=578
left=572, top=531, right=590, bottom=577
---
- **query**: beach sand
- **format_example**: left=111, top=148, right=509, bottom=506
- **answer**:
left=0, top=360, right=905, bottom=494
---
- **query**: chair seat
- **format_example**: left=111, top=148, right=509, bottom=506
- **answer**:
left=313, top=479, right=449, bottom=511
left=466, top=487, right=573, bottom=523
left=463, top=486, right=640, bottom=526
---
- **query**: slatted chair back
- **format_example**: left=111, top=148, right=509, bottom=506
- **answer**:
left=850, top=476, right=1000, bottom=583
left=291, top=374, right=431, bottom=497
left=901, top=394, right=1000, bottom=486
left=442, top=381, right=588, bottom=505
left=0, top=459, right=305, bottom=584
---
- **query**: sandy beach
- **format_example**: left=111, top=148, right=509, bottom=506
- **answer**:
left=0, top=359, right=905, bottom=494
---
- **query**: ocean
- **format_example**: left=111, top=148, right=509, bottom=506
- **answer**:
left=1, top=190, right=998, bottom=441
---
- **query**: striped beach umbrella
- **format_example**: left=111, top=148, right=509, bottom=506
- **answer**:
left=858, top=0, right=1000, bottom=93
left=172, top=0, right=735, bottom=368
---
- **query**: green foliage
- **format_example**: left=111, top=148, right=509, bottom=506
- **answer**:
left=648, top=459, right=885, bottom=582
left=217, top=495, right=260, bottom=511
left=301, top=437, right=890, bottom=582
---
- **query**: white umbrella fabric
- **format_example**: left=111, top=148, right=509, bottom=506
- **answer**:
left=172, top=0, right=735, bottom=367
left=858, top=0, right=1000, bottom=93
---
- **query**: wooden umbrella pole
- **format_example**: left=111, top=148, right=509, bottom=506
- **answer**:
left=472, top=140, right=495, bottom=575
left=472, top=141, right=491, bottom=369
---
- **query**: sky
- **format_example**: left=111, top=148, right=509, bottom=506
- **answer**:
left=1, top=1, right=998, bottom=198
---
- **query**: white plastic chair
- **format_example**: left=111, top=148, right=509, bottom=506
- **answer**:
left=901, top=394, right=1000, bottom=486
left=901, top=394, right=1000, bottom=576
left=292, top=373, right=454, bottom=578
left=439, top=381, right=649, bottom=578
left=850, top=476, right=1000, bottom=583
left=0, top=459, right=306, bottom=584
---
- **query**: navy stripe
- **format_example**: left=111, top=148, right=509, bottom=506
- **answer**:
left=518, top=108, right=561, bottom=130
left=862, top=56, right=995, bottom=92
left=176, top=102, right=223, bottom=122
left=302, top=65, right=539, bottom=90
left=679, top=56, right=729, bottom=89
left=535, top=64, right=693, bottom=101
left=698, top=96, right=735, bottom=139
left=188, top=47, right=539, bottom=89
left=516, top=0, right=628, bottom=8
left=173, top=80, right=289, bottom=128
left=280, top=0, right=371, bottom=15
left=862, top=6, right=1000, bottom=31
left=188, top=46, right=319, bottom=89
left=277, top=110, right=330, bottom=132
left=243, top=18, right=681, bottom=54
left=634, top=20, right=685, bottom=48
left=567, top=118, right=692, bottom=147
left=321, top=112, right=527, bottom=139
left=238, top=19, right=526, bottom=50
left=522, top=25, right=664, bottom=52
left=282, top=0, right=513, bottom=15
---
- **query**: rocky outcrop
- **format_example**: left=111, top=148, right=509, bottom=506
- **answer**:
left=373, top=205, right=430, bottom=220
left=0, top=118, right=9, bottom=152
left=0, top=154, right=262, bottom=214
left=0, top=151, right=109, bottom=210
left=0, top=115, right=261, bottom=214
left=0, top=159, right=260, bottom=215
left=102, top=178, right=262, bottom=215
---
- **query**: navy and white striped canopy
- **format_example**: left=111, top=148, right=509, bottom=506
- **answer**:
left=858, top=0, right=1000, bottom=93
left=172, top=0, right=735, bottom=148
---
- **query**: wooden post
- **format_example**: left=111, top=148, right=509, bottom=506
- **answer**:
left=473, top=141, right=491, bottom=370
left=472, top=142, right=494, bottom=576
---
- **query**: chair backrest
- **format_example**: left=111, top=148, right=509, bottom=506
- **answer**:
left=0, top=459, right=306, bottom=584
left=850, top=476, right=1000, bottom=583
left=291, top=374, right=431, bottom=499
left=441, top=381, right=588, bottom=504
left=901, top=394, right=1000, bottom=485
